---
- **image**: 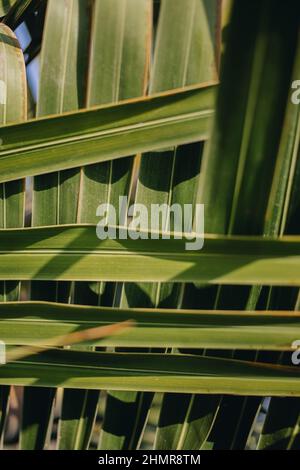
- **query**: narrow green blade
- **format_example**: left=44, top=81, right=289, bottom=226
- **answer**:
left=22, top=0, right=90, bottom=450
left=0, top=23, right=27, bottom=448
left=205, top=1, right=300, bottom=449
left=0, top=83, right=216, bottom=184
left=59, top=0, right=151, bottom=450
left=151, top=0, right=221, bottom=451
left=155, top=393, right=219, bottom=450
left=99, top=0, right=220, bottom=450
left=256, top=34, right=300, bottom=448
left=58, top=388, right=99, bottom=450
left=189, top=0, right=300, bottom=450
left=1, top=350, right=300, bottom=396
left=21, top=387, right=55, bottom=450
left=2, top=226, right=300, bottom=285
left=3, top=301, right=300, bottom=351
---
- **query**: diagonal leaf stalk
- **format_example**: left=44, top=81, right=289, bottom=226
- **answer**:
left=7, top=320, right=134, bottom=362
left=1, top=349, right=300, bottom=396
left=2, top=301, right=300, bottom=351
left=1, top=225, right=300, bottom=284
left=0, top=83, right=216, bottom=183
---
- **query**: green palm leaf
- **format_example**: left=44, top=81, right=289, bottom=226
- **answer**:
left=2, top=301, right=300, bottom=351
left=0, top=22, right=27, bottom=446
left=1, top=350, right=300, bottom=396
left=0, top=83, right=215, bottom=184
left=2, top=226, right=300, bottom=284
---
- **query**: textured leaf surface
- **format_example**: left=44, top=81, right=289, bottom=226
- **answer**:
left=1, top=350, right=300, bottom=396
left=2, top=301, right=300, bottom=351
left=0, top=83, right=216, bottom=184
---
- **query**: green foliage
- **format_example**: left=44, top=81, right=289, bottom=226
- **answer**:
left=0, top=0, right=299, bottom=450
